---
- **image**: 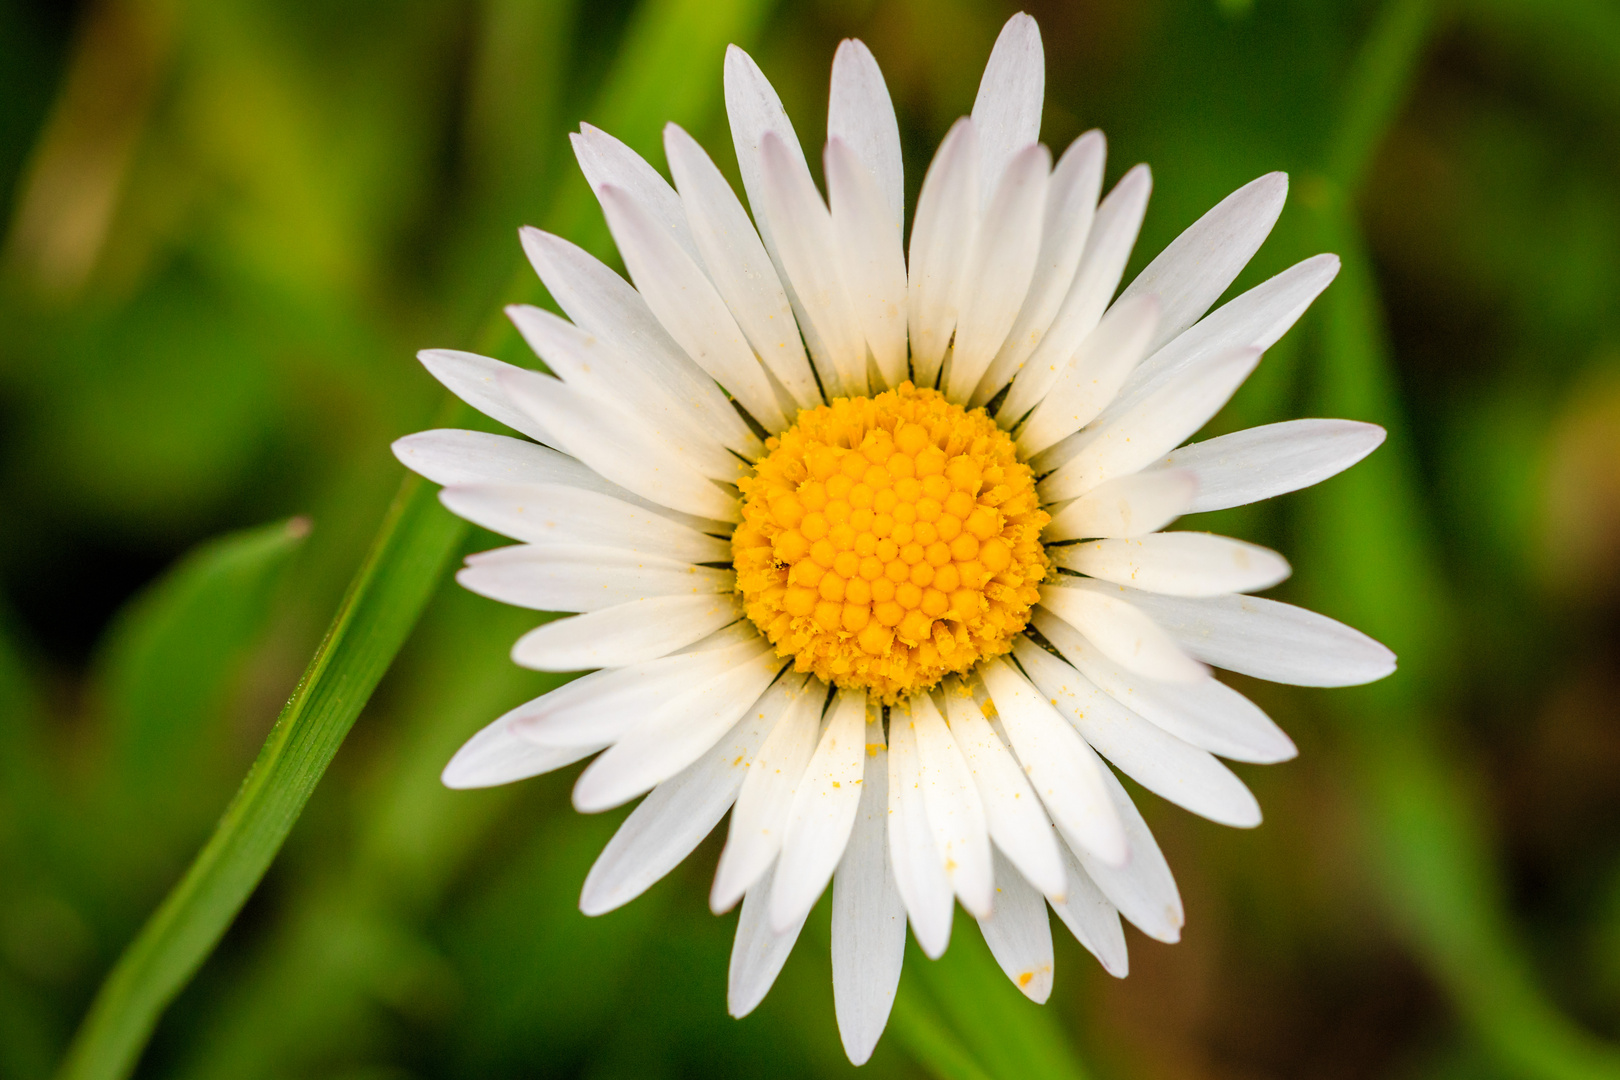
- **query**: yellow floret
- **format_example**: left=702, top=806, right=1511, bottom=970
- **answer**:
left=733, top=382, right=1048, bottom=703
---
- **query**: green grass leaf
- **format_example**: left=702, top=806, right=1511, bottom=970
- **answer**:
left=54, top=473, right=467, bottom=1080
left=93, top=517, right=309, bottom=858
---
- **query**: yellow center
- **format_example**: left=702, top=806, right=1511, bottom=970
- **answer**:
left=732, top=382, right=1049, bottom=703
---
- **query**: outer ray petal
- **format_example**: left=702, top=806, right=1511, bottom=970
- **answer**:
left=1048, top=835, right=1129, bottom=976
left=1037, top=579, right=1209, bottom=683
left=998, top=164, right=1151, bottom=424
left=907, top=119, right=979, bottom=389
left=1155, top=417, right=1386, bottom=514
left=977, top=849, right=1056, bottom=1002
left=826, top=137, right=908, bottom=388
left=711, top=674, right=822, bottom=912
left=973, top=130, right=1106, bottom=406
left=912, top=693, right=994, bottom=918
left=1052, top=532, right=1291, bottom=597
left=970, top=12, right=1044, bottom=199
left=664, top=122, right=819, bottom=410
left=1038, top=346, right=1260, bottom=504
left=828, top=38, right=903, bottom=228
left=940, top=683, right=1067, bottom=898
left=439, top=483, right=730, bottom=562
left=946, top=142, right=1051, bottom=403
left=579, top=677, right=796, bottom=915
left=1042, top=469, right=1198, bottom=542
left=1035, top=609, right=1296, bottom=763
left=887, top=702, right=955, bottom=957
left=759, top=132, right=868, bottom=397
left=518, top=228, right=761, bottom=457
left=770, top=688, right=869, bottom=932
left=458, top=545, right=733, bottom=614
left=728, top=861, right=808, bottom=1017
left=499, top=368, right=740, bottom=521
left=597, top=183, right=788, bottom=432
left=1116, top=172, right=1289, bottom=354
left=1116, top=588, right=1398, bottom=687
left=978, top=658, right=1127, bottom=866
left=1014, top=636, right=1262, bottom=826
left=441, top=716, right=601, bottom=790
left=831, top=710, right=906, bottom=1067
left=510, top=594, right=742, bottom=672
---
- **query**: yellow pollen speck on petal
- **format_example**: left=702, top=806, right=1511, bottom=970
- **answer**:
left=733, top=382, right=1048, bottom=703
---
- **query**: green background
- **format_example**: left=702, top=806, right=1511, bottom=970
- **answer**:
left=3, top=0, right=1620, bottom=1077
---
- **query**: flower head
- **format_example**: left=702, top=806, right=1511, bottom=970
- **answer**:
left=394, top=12, right=1395, bottom=1065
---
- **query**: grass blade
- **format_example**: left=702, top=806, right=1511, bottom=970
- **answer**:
left=54, top=471, right=467, bottom=1080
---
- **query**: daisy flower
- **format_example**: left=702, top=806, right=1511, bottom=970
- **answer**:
left=393, top=12, right=1395, bottom=1064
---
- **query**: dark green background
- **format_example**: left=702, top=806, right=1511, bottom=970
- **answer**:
left=3, top=0, right=1619, bottom=1077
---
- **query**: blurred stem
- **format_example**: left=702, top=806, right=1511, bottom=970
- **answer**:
left=1303, top=0, right=1620, bottom=1076
left=54, top=442, right=470, bottom=1080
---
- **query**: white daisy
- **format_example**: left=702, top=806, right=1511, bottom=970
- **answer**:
left=394, top=12, right=1395, bottom=1065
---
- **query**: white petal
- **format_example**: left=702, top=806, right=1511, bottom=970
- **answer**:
left=518, top=228, right=760, bottom=458
left=723, top=46, right=838, bottom=392
left=578, top=678, right=793, bottom=916
left=826, top=137, right=908, bottom=388
left=907, top=119, right=978, bottom=389
left=441, top=715, right=598, bottom=790
left=664, top=122, right=819, bottom=411
left=1121, top=253, right=1340, bottom=407
left=512, top=633, right=765, bottom=749
left=1034, top=608, right=1295, bottom=764
left=1116, top=172, right=1289, bottom=354
left=711, top=675, right=824, bottom=912
left=1053, top=532, right=1291, bottom=597
left=596, top=183, right=788, bottom=432
left=978, top=657, right=1127, bottom=865
left=1039, top=346, right=1261, bottom=504
left=1048, top=838, right=1128, bottom=977
left=1043, top=470, right=1198, bottom=542
left=1117, top=588, right=1398, bottom=687
left=998, top=165, right=1152, bottom=425
left=911, top=693, right=993, bottom=917
left=728, top=861, right=808, bottom=1018
left=1069, top=768, right=1184, bottom=943
left=886, top=704, right=954, bottom=958
left=759, top=132, right=867, bottom=398
left=1013, top=636, right=1262, bottom=826
left=946, top=142, right=1051, bottom=403
left=440, top=483, right=729, bottom=563
left=571, top=123, right=700, bottom=265
left=940, top=684, right=1067, bottom=898
left=572, top=640, right=782, bottom=811
left=395, top=431, right=724, bottom=534
left=1038, top=579, right=1209, bottom=683
left=1156, top=417, right=1386, bottom=514
left=499, top=367, right=739, bottom=521
left=505, top=303, right=742, bottom=482
left=976, top=850, right=1055, bottom=1002
left=417, top=350, right=558, bottom=447
left=770, top=688, right=869, bottom=932
left=972, top=130, right=1107, bottom=407
left=1016, top=293, right=1160, bottom=456
left=831, top=709, right=906, bottom=1067
left=458, top=544, right=732, bottom=614
left=970, top=12, right=1044, bottom=200
left=511, top=594, right=742, bottom=672
left=828, top=38, right=903, bottom=229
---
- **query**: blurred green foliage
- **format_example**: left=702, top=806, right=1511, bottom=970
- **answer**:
left=2, top=0, right=1620, bottom=1078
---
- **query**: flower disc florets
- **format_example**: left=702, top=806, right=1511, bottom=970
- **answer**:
left=733, top=382, right=1048, bottom=702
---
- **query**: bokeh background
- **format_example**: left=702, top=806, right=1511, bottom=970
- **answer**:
left=3, top=0, right=1620, bottom=1077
